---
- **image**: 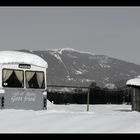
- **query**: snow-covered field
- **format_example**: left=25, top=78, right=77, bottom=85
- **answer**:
left=0, top=102, right=140, bottom=133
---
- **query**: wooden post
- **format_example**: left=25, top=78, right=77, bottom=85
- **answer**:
left=133, top=88, right=136, bottom=111
left=138, top=88, right=140, bottom=112
left=87, top=89, right=90, bottom=111
left=132, top=88, right=134, bottom=111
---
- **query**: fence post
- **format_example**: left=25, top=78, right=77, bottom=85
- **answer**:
left=87, top=88, right=90, bottom=111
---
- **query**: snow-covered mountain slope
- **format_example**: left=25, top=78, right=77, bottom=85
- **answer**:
left=18, top=48, right=140, bottom=88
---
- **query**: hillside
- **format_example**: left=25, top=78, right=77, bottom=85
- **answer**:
left=18, top=48, right=140, bottom=88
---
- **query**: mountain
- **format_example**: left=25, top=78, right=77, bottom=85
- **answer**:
left=18, top=48, right=140, bottom=88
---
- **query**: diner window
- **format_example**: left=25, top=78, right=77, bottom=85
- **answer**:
left=2, top=69, right=24, bottom=88
left=25, top=71, right=45, bottom=89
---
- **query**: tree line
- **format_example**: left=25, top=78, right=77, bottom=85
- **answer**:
left=47, top=83, right=131, bottom=105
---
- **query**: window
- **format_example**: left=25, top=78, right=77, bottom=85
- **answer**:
left=2, top=69, right=45, bottom=89
left=2, top=69, right=24, bottom=88
left=25, top=71, right=45, bottom=89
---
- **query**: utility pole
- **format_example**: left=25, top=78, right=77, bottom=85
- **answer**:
left=87, top=88, right=90, bottom=111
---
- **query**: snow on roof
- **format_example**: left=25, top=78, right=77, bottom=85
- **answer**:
left=126, top=76, right=140, bottom=86
left=0, top=51, right=48, bottom=68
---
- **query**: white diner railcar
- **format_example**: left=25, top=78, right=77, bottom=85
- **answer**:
left=0, top=51, right=48, bottom=110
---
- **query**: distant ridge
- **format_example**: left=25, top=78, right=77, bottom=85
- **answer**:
left=17, top=48, right=140, bottom=88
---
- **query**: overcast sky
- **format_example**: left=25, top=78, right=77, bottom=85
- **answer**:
left=0, top=7, right=140, bottom=65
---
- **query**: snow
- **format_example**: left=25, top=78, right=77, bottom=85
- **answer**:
left=99, top=63, right=111, bottom=68
left=49, top=52, right=70, bottom=77
left=73, top=68, right=88, bottom=75
left=75, top=70, right=83, bottom=75
left=126, top=76, right=140, bottom=86
left=47, top=100, right=54, bottom=107
left=67, top=77, right=75, bottom=81
left=49, top=48, right=95, bottom=56
left=0, top=51, right=48, bottom=68
left=49, top=51, right=62, bottom=63
left=79, top=68, right=88, bottom=73
left=53, top=54, right=62, bottom=63
left=58, top=48, right=76, bottom=54
left=98, top=56, right=111, bottom=68
left=104, top=83, right=116, bottom=89
left=81, top=79, right=95, bottom=83
left=0, top=104, right=140, bottom=133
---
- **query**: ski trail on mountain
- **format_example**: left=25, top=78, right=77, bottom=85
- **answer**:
left=50, top=52, right=70, bottom=78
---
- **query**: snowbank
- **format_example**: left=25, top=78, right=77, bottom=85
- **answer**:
left=126, top=76, right=140, bottom=86
left=47, top=100, right=54, bottom=107
left=0, top=104, right=140, bottom=133
left=0, top=51, right=48, bottom=68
